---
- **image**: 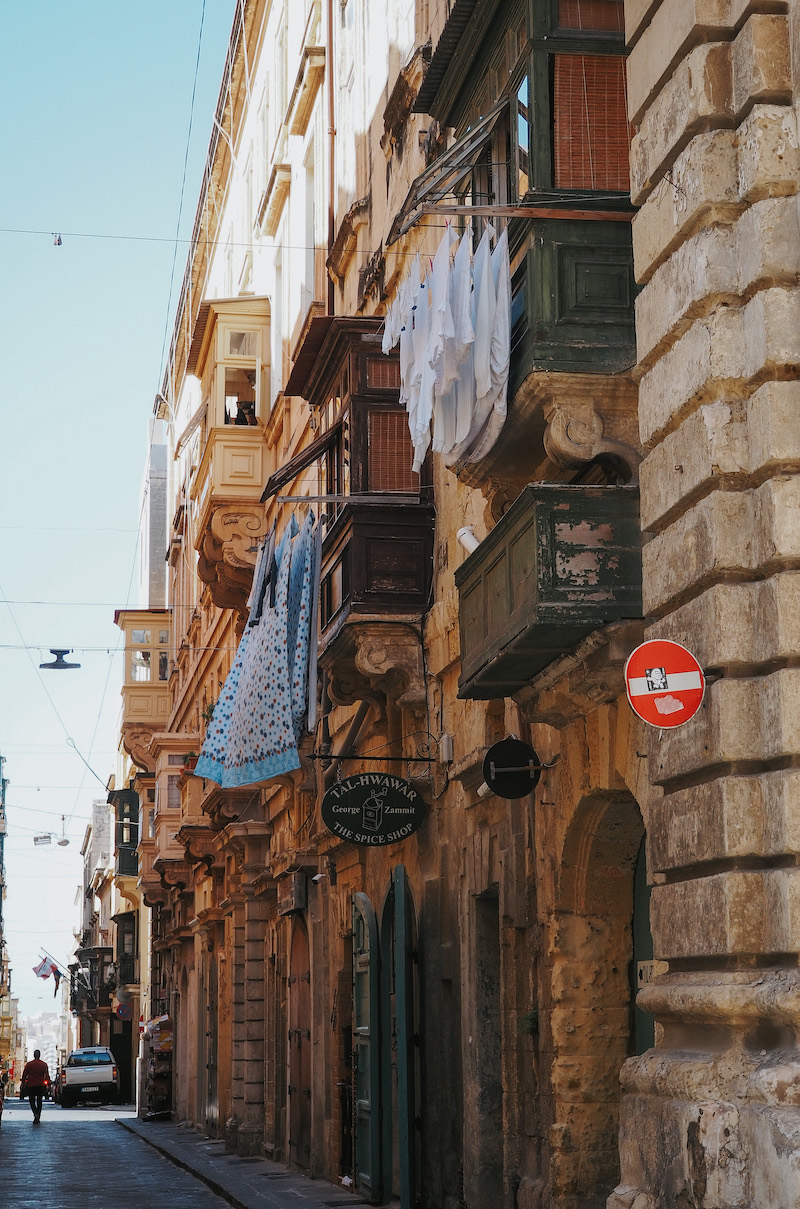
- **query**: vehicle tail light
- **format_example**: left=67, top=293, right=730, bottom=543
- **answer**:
left=113, top=1066, right=118, bottom=1080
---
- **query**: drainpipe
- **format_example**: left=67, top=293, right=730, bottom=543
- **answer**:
left=326, top=0, right=336, bottom=316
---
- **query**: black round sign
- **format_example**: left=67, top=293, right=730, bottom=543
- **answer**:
left=483, top=737, right=541, bottom=799
left=321, top=773, right=427, bottom=846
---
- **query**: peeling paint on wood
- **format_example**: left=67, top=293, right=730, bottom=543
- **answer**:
left=455, top=485, right=643, bottom=699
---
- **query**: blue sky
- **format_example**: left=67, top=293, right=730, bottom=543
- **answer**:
left=0, top=0, right=237, bottom=1019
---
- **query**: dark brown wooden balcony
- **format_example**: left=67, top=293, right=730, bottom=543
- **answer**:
left=455, top=484, right=642, bottom=699
left=319, top=496, right=435, bottom=650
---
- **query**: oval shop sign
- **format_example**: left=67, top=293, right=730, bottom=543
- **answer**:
left=321, top=773, right=427, bottom=847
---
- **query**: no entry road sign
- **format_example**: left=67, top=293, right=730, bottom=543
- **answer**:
left=624, top=639, right=705, bottom=728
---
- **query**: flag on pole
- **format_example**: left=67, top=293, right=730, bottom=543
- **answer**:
left=32, top=957, right=59, bottom=980
left=52, top=968, right=62, bottom=997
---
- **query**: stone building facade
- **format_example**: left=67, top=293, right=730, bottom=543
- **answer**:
left=113, top=2, right=800, bottom=1208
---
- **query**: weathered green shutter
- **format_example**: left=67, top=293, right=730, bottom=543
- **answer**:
left=353, top=892, right=380, bottom=1201
left=393, top=866, right=416, bottom=1209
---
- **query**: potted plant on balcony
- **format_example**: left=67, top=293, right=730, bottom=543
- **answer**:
left=183, top=752, right=199, bottom=772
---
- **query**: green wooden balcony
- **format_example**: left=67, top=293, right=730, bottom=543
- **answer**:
left=456, top=484, right=642, bottom=699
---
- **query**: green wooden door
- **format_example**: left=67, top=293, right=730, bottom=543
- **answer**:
left=393, top=866, right=417, bottom=1209
left=353, top=893, right=380, bottom=1201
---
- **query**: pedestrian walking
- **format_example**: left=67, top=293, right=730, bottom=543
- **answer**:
left=20, top=1049, right=50, bottom=1124
left=0, top=1069, right=7, bottom=1127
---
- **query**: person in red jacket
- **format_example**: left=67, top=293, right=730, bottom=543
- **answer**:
left=20, top=1050, right=50, bottom=1123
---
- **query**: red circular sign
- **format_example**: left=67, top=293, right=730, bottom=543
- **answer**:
left=624, top=639, right=705, bottom=728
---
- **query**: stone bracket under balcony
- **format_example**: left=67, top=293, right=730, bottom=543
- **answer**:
left=197, top=502, right=271, bottom=616
left=121, top=723, right=159, bottom=774
left=203, top=785, right=264, bottom=832
left=457, top=373, right=639, bottom=521
left=153, top=856, right=192, bottom=894
left=176, top=824, right=224, bottom=873
left=323, top=621, right=428, bottom=738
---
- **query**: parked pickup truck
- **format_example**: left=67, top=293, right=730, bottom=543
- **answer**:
left=60, top=1047, right=120, bottom=1107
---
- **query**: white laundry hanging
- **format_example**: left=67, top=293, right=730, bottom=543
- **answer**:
left=382, top=223, right=511, bottom=472
left=458, top=226, right=512, bottom=465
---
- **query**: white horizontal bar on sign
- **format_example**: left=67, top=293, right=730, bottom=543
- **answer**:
left=628, top=671, right=703, bottom=696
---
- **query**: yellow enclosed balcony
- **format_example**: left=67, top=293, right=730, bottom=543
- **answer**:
left=114, top=609, right=171, bottom=771
left=186, top=296, right=271, bottom=614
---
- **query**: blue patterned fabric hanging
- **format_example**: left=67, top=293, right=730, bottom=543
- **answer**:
left=195, top=512, right=316, bottom=788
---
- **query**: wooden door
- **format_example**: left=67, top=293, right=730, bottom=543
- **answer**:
left=288, top=919, right=311, bottom=1169
left=352, top=893, right=380, bottom=1201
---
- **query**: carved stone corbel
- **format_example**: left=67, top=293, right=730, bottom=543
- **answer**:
left=324, top=623, right=427, bottom=735
left=543, top=400, right=641, bottom=481
left=196, top=505, right=270, bottom=616
left=141, top=879, right=169, bottom=909
left=153, top=857, right=192, bottom=893
left=203, top=785, right=261, bottom=832
left=176, top=824, right=223, bottom=873
left=121, top=724, right=157, bottom=774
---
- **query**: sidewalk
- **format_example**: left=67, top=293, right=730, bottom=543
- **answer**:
left=117, top=1116, right=375, bottom=1209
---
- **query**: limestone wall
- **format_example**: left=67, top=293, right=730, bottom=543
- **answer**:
left=610, top=3, right=800, bottom=1206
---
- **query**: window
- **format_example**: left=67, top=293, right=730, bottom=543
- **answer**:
left=224, top=366, right=258, bottom=425
left=391, top=0, right=630, bottom=244
left=131, top=650, right=151, bottom=682
left=531, top=0, right=630, bottom=196
left=228, top=330, right=258, bottom=357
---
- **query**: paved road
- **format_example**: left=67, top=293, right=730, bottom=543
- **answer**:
left=0, top=1097, right=230, bottom=1208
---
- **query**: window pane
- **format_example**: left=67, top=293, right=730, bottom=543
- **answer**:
left=367, top=410, right=418, bottom=492
left=224, top=366, right=257, bottom=425
left=558, top=0, right=624, bottom=31
left=516, top=76, right=530, bottom=196
left=228, top=330, right=258, bottom=356
left=131, top=650, right=151, bottom=682
left=158, top=630, right=169, bottom=644
left=158, top=652, right=169, bottom=681
left=131, top=629, right=151, bottom=644
left=553, top=54, right=630, bottom=191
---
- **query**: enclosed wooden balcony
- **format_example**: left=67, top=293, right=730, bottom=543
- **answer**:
left=114, top=610, right=171, bottom=767
left=320, top=497, right=435, bottom=649
left=185, top=296, right=271, bottom=613
left=456, top=484, right=642, bottom=699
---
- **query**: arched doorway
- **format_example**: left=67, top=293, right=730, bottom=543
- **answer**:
left=548, top=792, right=653, bottom=1205
left=288, top=917, right=312, bottom=1170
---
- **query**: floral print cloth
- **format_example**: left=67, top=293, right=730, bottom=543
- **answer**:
left=196, top=512, right=316, bottom=788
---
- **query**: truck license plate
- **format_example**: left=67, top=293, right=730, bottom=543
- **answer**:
left=82, top=1085, right=99, bottom=1092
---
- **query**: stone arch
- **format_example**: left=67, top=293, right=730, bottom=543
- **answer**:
left=546, top=790, right=647, bottom=1208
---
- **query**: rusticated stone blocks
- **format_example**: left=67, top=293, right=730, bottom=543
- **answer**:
left=630, top=16, right=791, bottom=206
left=652, top=867, right=800, bottom=958
left=648, top=769, right=800, bottom=873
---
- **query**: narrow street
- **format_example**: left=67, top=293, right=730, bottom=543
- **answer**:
left=0, top=1099, right=229, bottom=1208
left=0, top=1097, right=372, bottom=1209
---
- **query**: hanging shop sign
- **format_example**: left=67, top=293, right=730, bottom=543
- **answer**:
left=321, top=773, right=427, bottom=846
left=625, top=639, right=705, bottom=728
left=483, top=737, right=543, bottom=798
